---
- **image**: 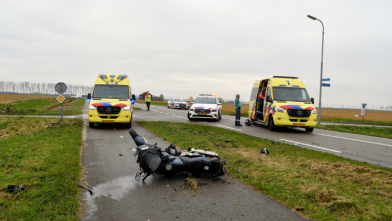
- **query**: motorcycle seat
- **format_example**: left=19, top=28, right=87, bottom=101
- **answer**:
left=179, top=157, right=202, bottom=177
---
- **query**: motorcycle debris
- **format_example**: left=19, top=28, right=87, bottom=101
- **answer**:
left=78, top=184, right=94, bottom=195
left=260, top=148, right=269, bottom=155
left=272, top=141, right=280, bottom=145
left=120, top=136, right=123, bottom=138
left=238, top=169, right=241, bottom=172
left=131, top=148, right=136, bottom=151
left=119, top=154, right=123, bottom=156
left=6, top=185, right=26, bottom=193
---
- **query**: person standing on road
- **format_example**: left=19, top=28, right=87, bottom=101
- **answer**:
left=256, top=87, right=266, bottom=120
left=145, top=91, right=151, bottom=111
left=234, top=94, right=242, bottom=126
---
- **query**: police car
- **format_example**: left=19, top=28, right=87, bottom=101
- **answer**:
left=187, top=94, right=222, bottom=121
left=167, top=98, right=189, bottom=109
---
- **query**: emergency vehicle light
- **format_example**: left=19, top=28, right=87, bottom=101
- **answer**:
left=117, top=75, right=128, bottom=80
left=99, top=74, right=107, bottom=79
left=199, top=94, right=216, bottom=96
left=271, top=76, right=298, bottom=79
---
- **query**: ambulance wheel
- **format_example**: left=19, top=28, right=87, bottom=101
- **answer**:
left=89, top=122, right=94, bottom=128
left=268, top=116, right=276, bottom=131
left=305, top=127, right=314, bottom=132
left=245, top=119, right=251, bottom=126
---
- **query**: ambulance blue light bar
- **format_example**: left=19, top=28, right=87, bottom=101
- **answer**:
left=117, top=75, right=128, bottom=80
left=99, top=74, right=107, bottom=79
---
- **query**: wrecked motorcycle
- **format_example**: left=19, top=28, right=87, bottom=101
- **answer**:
left=129, top=129, right=226, bottom=181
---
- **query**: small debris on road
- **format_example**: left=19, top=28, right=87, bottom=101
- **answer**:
left=120, top=136, right=123, bottom=138
left=77, top=184, right=94, bottom=195
left=119, top=154, right=123, bottom=156
left=296, top=208, right=304, bottom=211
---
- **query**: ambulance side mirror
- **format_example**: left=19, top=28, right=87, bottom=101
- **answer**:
left=266, top=95, right=271, bottom=102
left=311, top=98, right=314, bottom=104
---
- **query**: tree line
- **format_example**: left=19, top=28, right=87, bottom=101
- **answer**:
left=0, top=81, right=92, bottom=95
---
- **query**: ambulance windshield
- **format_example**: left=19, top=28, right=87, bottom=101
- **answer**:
left=273, top=87, right=310, bottom=102
left=92, top=85, right=129, bottom=99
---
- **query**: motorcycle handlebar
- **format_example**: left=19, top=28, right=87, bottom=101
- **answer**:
left=129, top=129, right=148, bottom=146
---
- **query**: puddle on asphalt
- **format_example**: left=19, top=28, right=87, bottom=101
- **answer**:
left=81, top=175, right=154, bottom=221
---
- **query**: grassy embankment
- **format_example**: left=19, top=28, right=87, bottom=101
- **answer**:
left=0, top=94, right=85, bottom=115
left=0, top=117, right=83, bottom=220
left=138, top=121, right=392, bottom=221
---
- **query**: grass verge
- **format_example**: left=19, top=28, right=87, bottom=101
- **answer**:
left=316, top=125, right=392, bottom=139
left=321, top=118, right=392, bottom=126
left=138, top=121, right=392, bottom=221
left=0, top=117, right=83, bottom=220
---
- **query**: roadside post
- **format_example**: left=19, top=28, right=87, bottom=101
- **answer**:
left=361, top=103, right=367, bottom=123
left=55, top=82, right=67, bottom=122
left=355, top=115, right=358, bottom=124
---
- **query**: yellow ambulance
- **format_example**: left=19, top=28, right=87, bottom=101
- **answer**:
left=87, top=74, right=135, bottom=128
left=245, top=76, right=317, bottom=132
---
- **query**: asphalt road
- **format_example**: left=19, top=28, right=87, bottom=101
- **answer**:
left=81, top=103, right=308, bottom=221
left=132, top=103, right=392, bottom=169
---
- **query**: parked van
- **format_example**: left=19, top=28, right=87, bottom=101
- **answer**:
left=88, top=74, right=135, bottom=128
left=245, top=76, right=317, bottom=132
left=71, top=94, right=82, bottom=98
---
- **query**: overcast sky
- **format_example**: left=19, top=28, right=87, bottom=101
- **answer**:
left=1, top=0, right=391, bottom=107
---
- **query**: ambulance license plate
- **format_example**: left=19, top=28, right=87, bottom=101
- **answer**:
left=294, top=123, right=305, bottom=126
left=103, top=120, right=114, bottom=123
left=199, top=113, right=207, bottom=115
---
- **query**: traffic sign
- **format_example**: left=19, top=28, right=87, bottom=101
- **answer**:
left=189, top=96, right=193, bottom=101
left=361, top=109, right=366, bottom=116
left=322, top=78, right=330, bottom=81
left=55, top=82, right=67, bottom=94
left=361, top=103, right=367, bottom=109
left=56, top=94, right=66, bottom=103
left=322, top=83, right=330, bottom=87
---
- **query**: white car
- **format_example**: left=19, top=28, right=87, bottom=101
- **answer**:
left=71, top=94, right=82, bottom=98
left=167, top=98, right=189, bottom=109
left=187, top=94, right=222, bottom=121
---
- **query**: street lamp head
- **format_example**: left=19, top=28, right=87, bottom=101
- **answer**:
left=307, top=15, right=317, bottom=20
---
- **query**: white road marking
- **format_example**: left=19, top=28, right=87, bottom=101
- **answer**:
left=315, top=133, right=392, bottom=147
left=280, top=139, right=342, bottom=153
left=171, top=114, right=176, bottom=116
left=216, top=124, right=243, bottom=131
left=160, top=112, right=163, bottom=113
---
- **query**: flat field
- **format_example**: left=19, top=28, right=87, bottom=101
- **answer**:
left=319, top=108, right=392, bottom=122
left=0, top=94, right=56, bottom=104
left=0, top=94, right=85, bottom=115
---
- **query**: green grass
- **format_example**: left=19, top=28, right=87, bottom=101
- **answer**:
left=321, top=118, right=392, bottom=126
left=138, top=121, right=392, bottom=221
left=0, top=98, right=84, bottom=116
left=316, top=125, right=392, bottom=139
left=133, top=107, right=142, bottom=110
left=0, top=117, right=83, bottom=220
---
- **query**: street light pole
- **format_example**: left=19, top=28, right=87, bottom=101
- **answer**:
left=307, top=15, right=324, bottom=125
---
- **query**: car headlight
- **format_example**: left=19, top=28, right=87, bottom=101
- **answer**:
left=89, top=105, right=96, bottom=110
left=312, top=109, right=317, bottom=114
left=211, top=109, right=217, bottom=112
left=190, top=108, right=194, bottom=111
left=123, top=106, right=130, bottom=111
left=276, top=107, right=285, bottom=113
